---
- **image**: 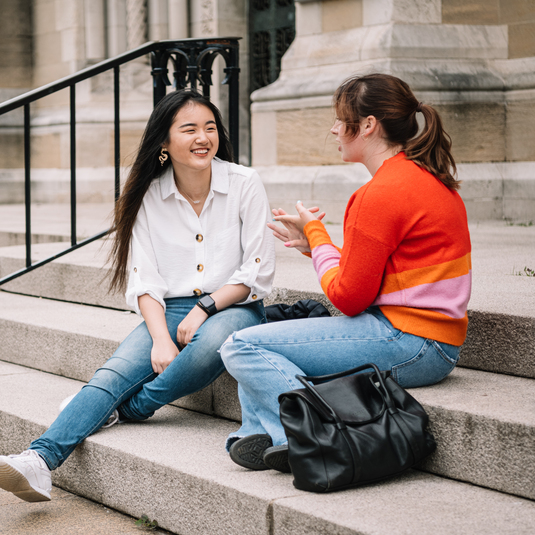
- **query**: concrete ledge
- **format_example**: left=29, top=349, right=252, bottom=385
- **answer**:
left=461, top=311, right=535, bottom=379
left=0, top=362, right=534, bottom=535
left=1, top=293, right=534, bottom=500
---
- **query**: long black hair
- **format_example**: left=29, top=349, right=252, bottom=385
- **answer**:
left=108, top=89, right=233, bottom=293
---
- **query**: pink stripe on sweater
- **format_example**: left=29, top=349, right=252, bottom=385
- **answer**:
left=373, top=272, right=472, bottom=319
left=312, top=244, right=341, bottom=281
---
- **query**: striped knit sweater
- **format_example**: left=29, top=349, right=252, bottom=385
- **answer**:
left=304, top=152, right=472, bottom=346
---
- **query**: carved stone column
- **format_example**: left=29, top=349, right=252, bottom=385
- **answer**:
left=168, top=0, right=189, bottom=39
left=84, top=0, right=106, bottom=62
left=107, top=0, right=127, bottom=57
left=126, top=0, right=148, bottom=50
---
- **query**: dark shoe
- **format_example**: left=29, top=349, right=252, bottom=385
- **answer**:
left=263, top=445, right=291, bottom=473
left=229, top=434, right=273, bottom=470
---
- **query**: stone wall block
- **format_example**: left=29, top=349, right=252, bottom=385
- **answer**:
left=282, top=27, right=368, bottom=71
left=503, top=199, right=535, bottom=221
left=31, top=131, right=63, bottom=168
left=508, top=22, right=535, bottom=60
left=442, top=0, right=500, bottom=25
left=251, top=111, right=277, bottom=166
left=391, top=0, right=441, bottom=24
left=295, top=1, right=322, bottom=37
left=500, top=0, right=535, bottom=25
left=276, top=107, right=341, bottom=166
left=505, top=99, right=535, bottom=161
left=322, top=0, right=363, bottom=33
left=0, top=0, right=32, bottom=88
left=388, top=25, right=508, bottom=60
left=363, top=0, right=441, bottom=25
left=0, top=132, right=24, bottom=168
left=503, top=178, right=535, bottom=220
left=462, top=200, right=503, bottom=221
left=436, top=101, right=506, bottom=162
left=458, top=178, right=503, bottom=201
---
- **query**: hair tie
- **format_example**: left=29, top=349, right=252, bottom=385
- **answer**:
left=416, top=102, right=423, bottom=113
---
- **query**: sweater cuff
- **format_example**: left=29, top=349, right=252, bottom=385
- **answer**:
left=304, top=220, right=334, bottom=250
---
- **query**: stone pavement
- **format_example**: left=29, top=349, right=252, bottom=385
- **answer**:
left=0, top=487, right=172, bottom=534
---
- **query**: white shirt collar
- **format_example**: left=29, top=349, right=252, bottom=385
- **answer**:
left=159, top=157, right=229, bottom=201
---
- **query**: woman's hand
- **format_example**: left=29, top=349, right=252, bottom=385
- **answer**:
left=176, top=304, right=209, bottom=349
left=151, top=337, right=180, bottom=375
left=268, top=204, right=325, bottom=253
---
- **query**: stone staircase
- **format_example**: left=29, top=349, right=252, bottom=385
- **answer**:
left=0, top=208, right=534, bottom=534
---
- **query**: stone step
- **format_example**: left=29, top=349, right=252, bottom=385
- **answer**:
left=0, top=291, right=534, bottom=501
left=1, top=217, right=534, bottom=379
left=0, top=203, right=114, bottom=247
left=0, top=360, right=534, bottom=535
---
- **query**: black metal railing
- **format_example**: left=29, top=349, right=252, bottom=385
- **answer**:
left=0, top=38, right=240, bottom=286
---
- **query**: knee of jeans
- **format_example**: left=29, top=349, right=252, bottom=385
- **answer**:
left=220, top=332, right=236, bottom=361
left=89, top=365, right=125, bottom=391
left=220, top=332, right=248, bottom=369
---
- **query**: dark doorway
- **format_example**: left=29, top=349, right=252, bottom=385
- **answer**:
left=249, top=0, right=296, bottom=92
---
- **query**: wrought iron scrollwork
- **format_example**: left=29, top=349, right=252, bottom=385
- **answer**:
left=150, top=38, right=241, bottom=157
left=252, top=31, right=271, bottom=90
left=275, top=26, right=295, bottom=62
left=150, top=39, right=240, bottom=100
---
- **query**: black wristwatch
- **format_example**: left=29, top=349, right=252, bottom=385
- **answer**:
left=196, top=295, right=218, bottom=317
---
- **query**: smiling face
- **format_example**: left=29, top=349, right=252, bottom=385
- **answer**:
left=162, top=102, right=219, bottom=176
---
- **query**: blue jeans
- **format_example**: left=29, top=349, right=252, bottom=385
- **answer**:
left=30, top=296, right=265, bottom=470
left=220, top=307, right=460, bottom=449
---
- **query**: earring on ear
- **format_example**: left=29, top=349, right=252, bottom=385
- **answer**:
left=159, top=148, right=168, bottom=166
left=361, top=133, right=367, bottom=140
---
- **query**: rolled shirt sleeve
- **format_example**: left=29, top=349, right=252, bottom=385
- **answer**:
left=225, top=170, right=276, bottom=303
left=125, top=202, right=169, bottom=315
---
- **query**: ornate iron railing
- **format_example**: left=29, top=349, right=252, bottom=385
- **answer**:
left=0, top=38, right=240, bottom=286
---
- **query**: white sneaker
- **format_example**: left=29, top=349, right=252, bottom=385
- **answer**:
left=0, top=450, right=52, bottom=502
left=59, top=393, right=120, bottom=429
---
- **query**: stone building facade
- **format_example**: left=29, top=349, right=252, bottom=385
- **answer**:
left=254, top=0, right=535, bottom=221
left=0, top=0, right=534, bottom=221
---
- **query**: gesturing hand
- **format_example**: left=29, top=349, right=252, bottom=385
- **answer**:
left=267, top=203, right=325, bottom=253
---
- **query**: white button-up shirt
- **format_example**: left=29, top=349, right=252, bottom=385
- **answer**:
left=126, top=158, right=276, bottom=314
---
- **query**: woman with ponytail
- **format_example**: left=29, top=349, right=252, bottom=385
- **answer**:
left=0, top=90, right=275, bottom=502
left=221, top=73, right=471, bottom=473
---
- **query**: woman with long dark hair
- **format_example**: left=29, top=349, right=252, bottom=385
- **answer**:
left=0, top=90, right=275, bottom=501
left=222, top=73, right=471, bottom=472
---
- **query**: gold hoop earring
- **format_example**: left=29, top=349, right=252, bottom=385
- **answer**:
left=159, top=148, right=168, bottom=166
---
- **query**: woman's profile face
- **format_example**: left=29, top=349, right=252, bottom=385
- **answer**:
left=163, top=102, right=219, bottom=174
left=331, top=117, right=363, bottom=163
